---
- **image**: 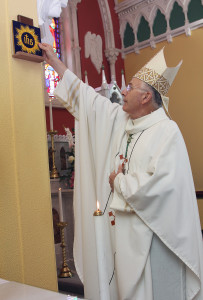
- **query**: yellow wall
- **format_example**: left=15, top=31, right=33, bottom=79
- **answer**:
left=0, top=0, right=58, bottom=291
left=124, top=28, right=203, bottom=191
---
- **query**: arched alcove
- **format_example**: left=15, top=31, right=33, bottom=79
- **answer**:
left=188, top=0, right=203, bottom=23
left=137, top=16, right=150, bottom=42
left=169, top=1, right=185, bottom=30
left=153, top=9, right=167, bottom=36
left=123, top=22, right=135, bottom=48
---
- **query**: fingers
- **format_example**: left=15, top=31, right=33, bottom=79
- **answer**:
left=38, top=43, right=45, bottom=50
left=38, top=43, right=54, bottom=56
left=39, top=42, right=52, bottom=50
left=108, top=166, right=124, bottom=192
left=117, top=164, right=123, bottom=173
left=38, top=43, right=59, bottom=66
left=109, top=171, right=116, bottom=192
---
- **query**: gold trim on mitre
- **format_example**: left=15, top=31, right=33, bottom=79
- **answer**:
left=133, top=47, right=182, bottom=113
left=135, top=67, right=170, bottom=96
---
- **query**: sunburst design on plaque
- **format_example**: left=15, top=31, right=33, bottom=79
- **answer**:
left=15, top=25, right=40, bottom=54
left=135, top=67, right=170, bottom=95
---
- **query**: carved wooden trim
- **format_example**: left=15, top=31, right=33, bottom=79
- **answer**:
left=97, top=0, right=119, bottom=82
left=115, top=0, right=203, bottom=54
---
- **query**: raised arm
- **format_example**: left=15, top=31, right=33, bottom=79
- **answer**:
left=39, top=42, right=80, bottom=119
left=39, top=43, right=67, bottom=78
left=39, top=42, right=125, bottom=124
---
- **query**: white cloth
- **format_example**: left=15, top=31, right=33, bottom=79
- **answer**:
left=37, top=0, right=68, bottom=44
left=111, top=110, right=203, bottom=299
left=54, top=69, right=203, bottom=300
left=37, top=0, right=68, bottom=25
left=150, top=233, right=186, bottom=300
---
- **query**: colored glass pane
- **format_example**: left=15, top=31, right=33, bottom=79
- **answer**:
left=45, top=64, right=60, bottom=97
left=45, top=18, right=61, bottom=97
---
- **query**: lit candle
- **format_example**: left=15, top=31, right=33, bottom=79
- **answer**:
left=93, top=201, right=110, bottom=300
left=96, top=200, right=101, bottom=215
left=49, top=98, right=53, bottom=131
left=58, top=188, right=63, bottom=222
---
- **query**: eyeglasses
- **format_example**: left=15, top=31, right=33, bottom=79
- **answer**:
left=126, top=84, right=147, bottom=93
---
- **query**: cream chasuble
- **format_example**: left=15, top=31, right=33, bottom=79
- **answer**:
left=54, top=69, right=203, bottom=300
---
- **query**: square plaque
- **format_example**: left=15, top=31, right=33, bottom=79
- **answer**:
left=12, top=20, right=42, bottom=57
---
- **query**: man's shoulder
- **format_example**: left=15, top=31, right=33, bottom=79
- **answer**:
left=151, top=118, right=183, bottom=144
left=158, top=118, right=180, bottom=133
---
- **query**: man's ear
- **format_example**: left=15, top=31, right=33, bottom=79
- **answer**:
left=141, top=92, right=152, bottom=104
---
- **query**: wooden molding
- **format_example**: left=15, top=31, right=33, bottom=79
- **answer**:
left=17, top=15, right=33, bottom=26
left=13, top=51, right=44, bottom=63
left=196, top=191, right=203, bottom=199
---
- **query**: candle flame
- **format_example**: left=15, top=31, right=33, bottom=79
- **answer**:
left=49, top=98, right=52, bottom=102
left=59, top=187, right=61, bottom=191
left=93, top=200, right=103, bottom=216
left=96, top=200, right=100, bottom=211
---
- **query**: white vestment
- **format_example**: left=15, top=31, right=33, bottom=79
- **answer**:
left=54, top=69, right=203, bottom=300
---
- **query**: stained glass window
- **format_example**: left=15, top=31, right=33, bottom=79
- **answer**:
left=45, top=18, right=61, bottom=97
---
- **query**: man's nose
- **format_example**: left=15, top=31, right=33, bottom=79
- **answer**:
left=122, top=88, right=127, bottom=96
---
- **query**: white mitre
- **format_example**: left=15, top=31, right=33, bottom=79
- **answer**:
left=133, top=48, right=182, bottom=113
left=37, top=0, right=68, bottom=44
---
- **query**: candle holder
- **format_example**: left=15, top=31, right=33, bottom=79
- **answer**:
left=48, top=130, right=59, bottom=179
left=93, top=209, right=103, bottom=216
left=57, top=222, right=73, bottom=278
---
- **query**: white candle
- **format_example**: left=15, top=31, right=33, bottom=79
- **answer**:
left=58, top=188, right=63, bottom=222
left=49, top=98, right=53, bottom=131
left=93, top=201, right=110, bottom=300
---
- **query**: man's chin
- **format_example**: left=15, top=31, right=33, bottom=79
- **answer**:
left=122, top=104, right=127, bottom=112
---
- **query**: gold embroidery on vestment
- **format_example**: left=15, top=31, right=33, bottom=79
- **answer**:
left=64, top=103, right=74, bottom=113
left=68, top=81, right=80, bottom=109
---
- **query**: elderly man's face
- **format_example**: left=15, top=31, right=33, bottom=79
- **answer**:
left=122, top=77, right=148, bottom=119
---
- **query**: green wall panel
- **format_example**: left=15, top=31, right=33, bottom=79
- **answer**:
left=137, top=16, right=150, bottom=42
left=188, top=0, right=203, bottom=23
left=123, top=22, right=135, bottom=48
left=153, top=9, right=167, bottom=36
left=169, top=1, right=185, bottom=30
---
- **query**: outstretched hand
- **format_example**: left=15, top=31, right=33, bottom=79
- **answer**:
left=39, top=43, right=57, bottom=65
left=109, top=164, right=123, bottom=192
left=39, top=43, right=67, bottom=78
